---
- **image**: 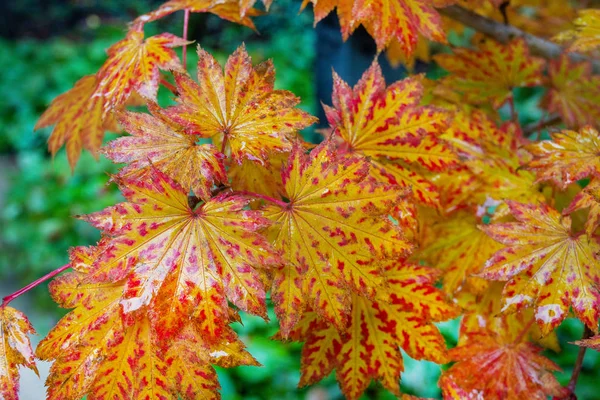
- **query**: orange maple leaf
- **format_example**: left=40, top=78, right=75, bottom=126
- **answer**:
left=302, top=0, right=454, bottom=54
left=95, top=25, right=189, bottom=114
left=481, top=200, right=600, bottom=334
left=324, top=61, right=455, bottom=207
left=289, top=261, right=457, bottom=400
left=80, top=168, right=279, bottom=340
left=263, top=142, right=411, bottom=335
left=525, top=126, right=600, bottom=190
left=440, top=317, right=567, bottom=400
left=0, top=306, right=38, bottom=400
left=542, top=55, right=600, bottom=129
left=102, top=102, right=226, bottom=201
left=37, top=270, right=257, bottom=400
left=434, top=38, right=545, bottom=108
left=136, top=0, right=262, bottom=29
left=34, top=75, right=105, bottom=168
left=166, top=45, right=316, bottom=164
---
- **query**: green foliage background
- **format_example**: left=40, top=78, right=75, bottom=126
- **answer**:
left=0, top=1, right=599, bottom=399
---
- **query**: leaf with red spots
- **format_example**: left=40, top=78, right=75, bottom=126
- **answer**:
left=541, top=55, right=600, bottom=129
left=166, top=45, right=316, bottom=164
left=324, top=61, right=455, bottom=207
left=80, top=167, right=279, bottom=341
left=440, top=315, right=567, bottom=400
left=416, top=211, right=502, bottom=295
left=434, top=38, right=545, bottom=108
left=555, top=9, right=600, bottom=52
left=33, top=75, right=130, bottom=169
left=94, top=25, right=189, bottom=113
left=0, top=306, right=38, bottom=400
left=135, top=0, right=262, bottom=28
left=288, top=261, right=457, bottom=400
left=37, top=270, right=256, bottom=400
left=563, top=179, right=600, bottom=236
left=525, top=126, right=600, bottom=190
left=481, top=200, right=600, bottom=334
left=263, top=142, right=411, bottom=335
left=301, top=0, right=455, bottom=54
left=102, top=102, right=226, bottom=201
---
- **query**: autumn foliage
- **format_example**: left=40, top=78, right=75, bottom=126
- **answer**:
left=4, top=0, right=600, bottom=399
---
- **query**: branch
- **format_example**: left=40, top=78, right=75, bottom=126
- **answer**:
left=1, top=263, right=71, bottom=307
left=523, top=115, right=563, bottom=136
left=438, top=5, right=600, bottom=74
left=564, top=325, right=594, bottom=399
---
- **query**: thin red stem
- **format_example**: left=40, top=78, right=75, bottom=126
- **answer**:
left=182, top=9, right=190, bottom=68
left=221, top=133, right=229, bottom=155
left=234, top=190, right=289, bottom=209
left=1, top=263, right=71, bottom=307
left=160, top=77, right=179, bottom=95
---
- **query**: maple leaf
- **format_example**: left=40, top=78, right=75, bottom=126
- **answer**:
left=440, top=319, right=567, bottom=400
left=434, top=38, right=545, bottom=108
left=166, top=45, right=316, bottom=164
left=302, top=0, right=454, bottom=55
left=35, top=75, right=105, bottom=168
left=416, top=211, right=502, bottom=295
left=324, top=61, right=455, bottom=207
left=102, top=102, right=226, bottom=200
left=525, top=126, right=600, bottom=189
left=136, top=0, right=262, bottom=29
left=80, top=167, right=278, bottom=340
left=481, top=200, right=600, bottom=334
left=562, top=179, right=600, bottom=236
left=37, top=270, right=257, bottom=400
left=289, top=261, right=457, bottom=400
left=0, top=306, right=38, bottom=400
left=263, top=142, right=410, bottom=334
left=228, top=153, right=286, bottom=199
left=94, top=25, right=188, bottom=114
left=541, top=55, right=600, bottom=129
left=555, top=9, right=600, bottom=52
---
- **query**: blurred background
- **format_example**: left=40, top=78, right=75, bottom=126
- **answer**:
left=0, top=0, right=599, bottom=399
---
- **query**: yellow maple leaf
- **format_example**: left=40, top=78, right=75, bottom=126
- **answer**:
left=324, top=61, right=455, bottom=207
left=542, top=54, right=600, bottom=129
left=481, top=200, right=600, bottom=334
left=80, top=168, right=279, bottom=340
left=289, top=261, right=457, bottom=400
left=0, top=306, right=38, bottom=400
left=166, top=45, right=316, bottom=164
left=38, top=270, right=256, bottom=400
left=555, top=9, right=600, bottom=52
left=264, top=142, right=410, bottom=334
left=102, top=102, right=227, bottom=201
left=95, top=25, right=189, bottom=114
left=434, top=38, right=545, bottom=109
left=525, top=126, right=600, bottom=190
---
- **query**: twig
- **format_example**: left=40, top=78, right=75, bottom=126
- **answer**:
left=182, top=9, right=190, bottom=68
left=438, top=5, right=600, bottom=74
left=1, top=263, right=71, bottom=307
left=523, top=115, right=562, bottom=136
left=565, top=325, right=594, bottom=399
left=160, top=77, right=179, bottom=96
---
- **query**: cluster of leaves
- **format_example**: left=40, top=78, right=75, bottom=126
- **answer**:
left=4, top=0, right=600, bottom=399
